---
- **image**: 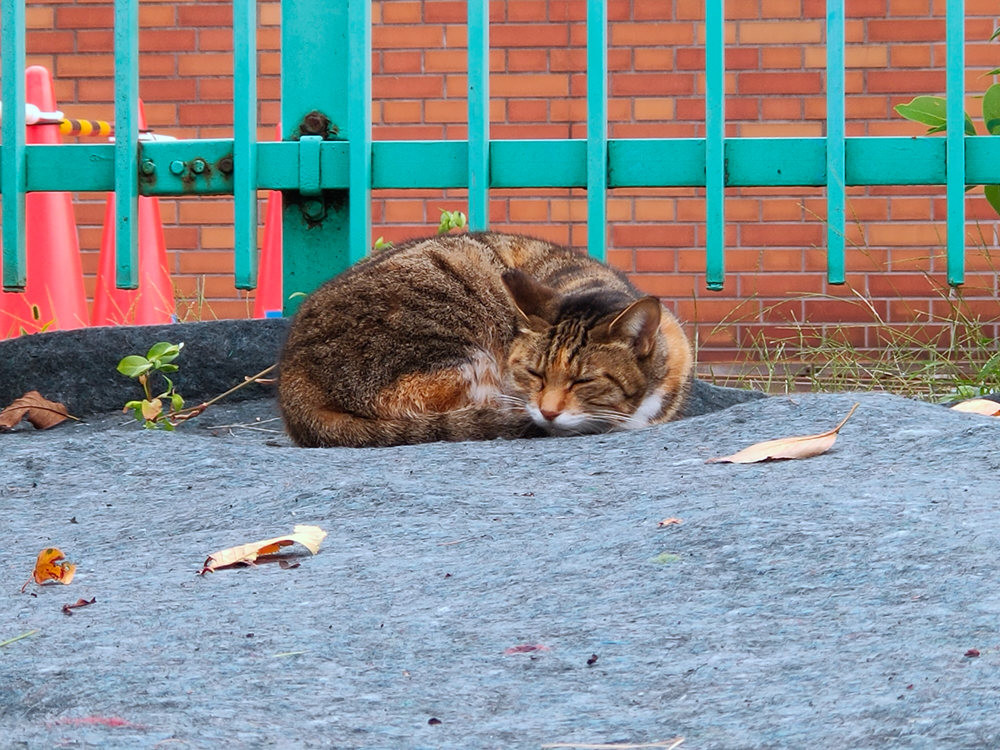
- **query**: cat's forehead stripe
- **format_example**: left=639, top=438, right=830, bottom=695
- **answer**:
left=546, top=320, right=588, bottom=368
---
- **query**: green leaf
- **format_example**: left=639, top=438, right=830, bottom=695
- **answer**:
left=170, top=393, right=185, bottom=412
left=983, top=84, right=1000, bottom=134
left=117, top=355, right=153, bottom=378
left=437, top=209, right=468, bottom=234
left=894, top=96, right=976, bottom=135
left=158, top=363, right=179, bottom=373
left=147, top=341, right=183, bottom=365
left=650, top=552, right=681, bottom=565
left=984, top=184, right=1000, bottom=218
left=991, top=26, right=1000, bottom=41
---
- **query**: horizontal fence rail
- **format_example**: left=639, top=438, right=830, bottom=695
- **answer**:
left=0, top=0, right=979, bottom=312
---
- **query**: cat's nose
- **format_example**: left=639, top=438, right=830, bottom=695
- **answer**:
left=539, top=407, right=560, bottom=422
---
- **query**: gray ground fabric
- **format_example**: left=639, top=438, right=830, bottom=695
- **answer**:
left=2, top=322, right=1000, bottom=748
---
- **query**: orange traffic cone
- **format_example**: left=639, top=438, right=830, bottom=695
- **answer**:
left=0, top=66, right=88, bottom=338
left=252, top=189, right=283, bottom=318
left=91, top=100, right=174, bottom=325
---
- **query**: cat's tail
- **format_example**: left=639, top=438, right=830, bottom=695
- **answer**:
left=282, top=403, right=536, bottom=448
left=279, top=373, right=535, bottom=447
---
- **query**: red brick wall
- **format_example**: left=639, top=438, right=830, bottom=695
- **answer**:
left=11, top=0, right=1000, bottom=363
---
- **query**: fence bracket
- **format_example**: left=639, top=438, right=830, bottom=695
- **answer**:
left=297, top=135, right=326, bottom=222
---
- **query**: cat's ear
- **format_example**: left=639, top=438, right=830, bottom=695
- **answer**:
left=501, top=269, right=557, bottom=332
left=609, top=296, right=662, bottom=357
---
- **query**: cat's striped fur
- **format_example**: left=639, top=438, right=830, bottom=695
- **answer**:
left=278, top=232, right=692, bottom=447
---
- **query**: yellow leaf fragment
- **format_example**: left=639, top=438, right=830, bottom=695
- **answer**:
left=657, top=517, right=683, bottom=527
left=141, top=398, right=163, bottom=421
left=22, top=547, right=76, bottom=591
left=950, top=398, right=1000, bottom=417
left=200, top=524, right=327, bottom=574
left=707, top=403, right=859, bottom=464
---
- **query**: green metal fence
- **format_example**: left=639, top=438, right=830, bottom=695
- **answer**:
left=0, top=0, right=981, bottom=315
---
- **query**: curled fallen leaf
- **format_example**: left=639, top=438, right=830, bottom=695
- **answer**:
left=0, top=391, right=75, bottom=431
left=707, top=403, right=859, bottom=464
left=62, top=597, right=96, bottom=615
left=199, top=524, right=328, bottom=574
left=965, top=648, right=981, bottom=658
left=657, top=517, right=683, bottom=527
left=22, top=548, right=77, bottom=591
left=950, top=398, right=1000, bottom=416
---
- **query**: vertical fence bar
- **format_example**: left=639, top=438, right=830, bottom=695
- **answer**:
left=233, top=0, right=258, bottom=289
left=945, top=0, right=966, bottom=286
left=1, top=0, right=27, bottom=291
left=705, top=0, right=725, bottom=290
left=114, top=0, right=139, bottom=289
left=586, top=0, right=607, bottom=261
left=348, top=0, right=372, bottom=264
left=467, top=0, right=490, bottom=231
left=281, top=0, right=352, bottom=313
left=825, top=0, right=846, bottom=284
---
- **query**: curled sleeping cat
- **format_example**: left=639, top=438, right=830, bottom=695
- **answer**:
left=278, top=232, right=693, bottom=447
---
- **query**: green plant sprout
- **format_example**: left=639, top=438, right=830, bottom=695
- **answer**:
left=374, top=236, right=393, bottom=251
left=437, top=208, right=467, bottom=234
left=894, top=26, right=1000, bottom=216
left=117, top=342, right=186, bottom=430
left=117, top=342, right=278, bottom=430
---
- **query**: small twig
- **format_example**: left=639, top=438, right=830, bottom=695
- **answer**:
left=169, top=363, right=277, bottom=425
left=204, top=417, right=282, bottom=430
left=437, top=537, right=477, bottom=546
left=0, top=629, right=39, bottom=648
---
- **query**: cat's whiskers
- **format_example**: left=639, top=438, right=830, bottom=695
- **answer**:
left=581, top=409, right=633, bottom=430
left=494, top=393, right=528, bottom=409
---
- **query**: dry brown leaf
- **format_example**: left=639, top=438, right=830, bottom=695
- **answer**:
left=657, top=517, right=683, bottom=527
left=503, top=643, right=550, bottom=655
left=707, top=403, right=859, bottom=464
left=199, top=524, right=328, bottom=574
left=0, top=391, right=74, bottom=431
left=62, top=597, right=96, bottom=615
left=21, top=547, right=77, bottom=591
left=950, top=398, right=1000, bottom=416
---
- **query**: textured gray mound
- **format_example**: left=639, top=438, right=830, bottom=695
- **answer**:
left=0, top=319, right=286, bottom=415
left=0, top=319, right=759, bottom=418
left=3, top=352, right=1000, bottom=748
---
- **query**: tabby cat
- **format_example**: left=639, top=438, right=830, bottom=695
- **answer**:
left=278, top=232, right=692, bottom=447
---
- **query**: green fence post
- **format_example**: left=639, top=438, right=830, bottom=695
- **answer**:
left=233, top=0, right=258, bottom=290
left=705, top=0, right=725, bottom=291
left=945, top=0, right=966, bottom=286
left=1, top=0, right=27, bottom=291
left=280, top=0, right=369, bottom=314
left=467, top=0, right=490, bottom=231
left=586, top=0, right=607, bottom=261
left=825, top=0, right=846, bottom=285
left=114, top=0, right=139, bottom=289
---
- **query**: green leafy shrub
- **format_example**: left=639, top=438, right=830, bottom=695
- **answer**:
left=117, top=342, right=185, bottom=430
left=894, top=27, right=1000, bottom=215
